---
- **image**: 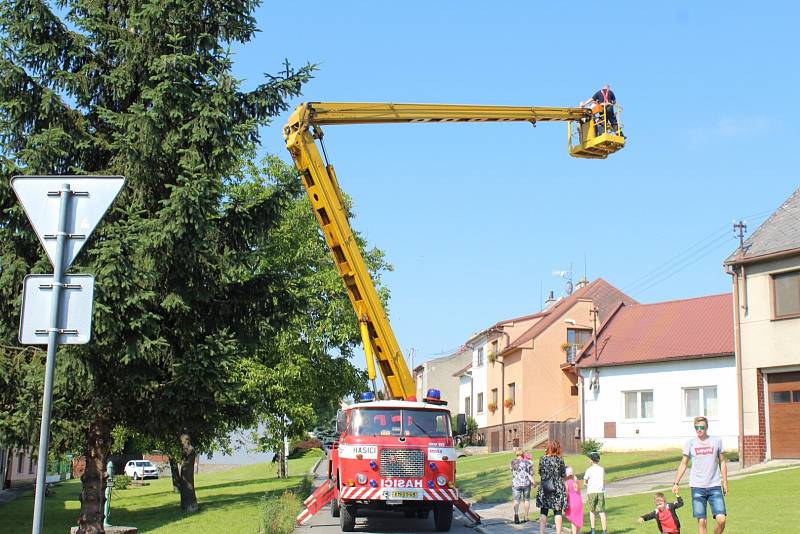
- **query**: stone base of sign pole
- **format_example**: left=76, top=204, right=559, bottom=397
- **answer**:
left=70, top=527, right=137, bottom=534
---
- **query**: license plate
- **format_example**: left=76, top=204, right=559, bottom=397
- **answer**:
left=385, top=489, right=422, bottom=500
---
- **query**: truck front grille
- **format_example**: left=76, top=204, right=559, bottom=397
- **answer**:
left=379, top=448, right=424, bottom=478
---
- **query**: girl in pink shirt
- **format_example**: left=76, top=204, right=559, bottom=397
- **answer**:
left=564, top=466, right=584, bottom=534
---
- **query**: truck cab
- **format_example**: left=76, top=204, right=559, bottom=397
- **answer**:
left=329, top=390, right=463, bottom=531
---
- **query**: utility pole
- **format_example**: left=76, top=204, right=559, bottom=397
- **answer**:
left=589, top=305, right=599, bottom=360
left=733, top=220, right=747, bottom=251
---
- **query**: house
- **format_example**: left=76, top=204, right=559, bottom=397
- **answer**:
left=724, top=187, right=800, bottom=466
left=483, top=278, right=636, bottom=452
left=412, top=346, right=471, bottom=407
left=3, top=447, right=37, bottom=488
left=576, top=294, right=737, bottom=451
left=455, top=312, right=545, bottom=433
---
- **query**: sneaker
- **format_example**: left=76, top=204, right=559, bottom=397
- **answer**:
left=514, top=514, right=519, bottom=524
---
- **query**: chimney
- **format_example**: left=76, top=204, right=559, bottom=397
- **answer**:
left=575, top=276, right=590, bottom=290
left=544, top=290, right=556, bottom=309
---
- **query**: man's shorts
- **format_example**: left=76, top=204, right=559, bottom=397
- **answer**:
left=512, top=486, right=530, bottom=501
left=691, top=486, right=727, bottom=519
left=587, top=492, right=606, bottom=513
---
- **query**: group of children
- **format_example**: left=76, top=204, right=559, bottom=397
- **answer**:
left=515, top=450, right=685, bottom=534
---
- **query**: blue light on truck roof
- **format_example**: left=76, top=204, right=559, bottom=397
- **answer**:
left=426, top=388, right=441, bottom=400
left=359, top=391, right=376, bottom=402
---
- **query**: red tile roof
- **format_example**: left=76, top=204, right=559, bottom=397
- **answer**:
left=575, top=293, right=733, bottom=368
left=500, top=278, right=637, bottom=355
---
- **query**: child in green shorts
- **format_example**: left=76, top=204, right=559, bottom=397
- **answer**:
left=584, top=451, right=607, bottom=534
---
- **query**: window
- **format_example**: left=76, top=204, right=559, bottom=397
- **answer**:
left=684, top=386, right=718, bottom=417
left=772, top=391, right=790, bottom=403
left=794, top=391, right=800, bottom=403
left=477, top=392, right=484, bottom=413
left=508, top=382, right=516, bottom=405
left=491, top=340, right=499, bottom=359
left=772, top=270, right=800, bottom=319
left=29, top=456, right=35, bottom=475
left=17, top=452, right=24, bottom=473
left=348, top=408, right=450, bottom=437
left=566, top=328, right=592, bottom=362
left=491, top=388, right=498, bottom=406
left=476, top=347, right=484, bottom=367
left=623, top=390, right=653, bottom=419
left=465, top=396, right=472, bottom=417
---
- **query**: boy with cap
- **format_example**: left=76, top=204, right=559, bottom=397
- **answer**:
left=584, top=451, right=607, bottom=534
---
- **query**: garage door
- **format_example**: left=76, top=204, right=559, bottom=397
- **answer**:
left=768, top=371, right=800, bottom=458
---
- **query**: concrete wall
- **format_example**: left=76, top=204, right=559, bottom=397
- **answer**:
left=580, top=357, right=738, bottom=451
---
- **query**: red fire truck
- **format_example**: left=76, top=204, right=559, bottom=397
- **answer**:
left=285, top=101, right=623, bottom=530
left=296, top=389, right=474, bottom=531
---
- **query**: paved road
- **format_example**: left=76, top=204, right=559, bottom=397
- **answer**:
left=295, top=503, right=477, bottom=534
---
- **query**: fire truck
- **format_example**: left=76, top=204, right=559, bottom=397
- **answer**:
left=286, top=100, right=624, bottom=531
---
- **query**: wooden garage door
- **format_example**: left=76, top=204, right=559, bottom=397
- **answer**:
left=768, top=371, right=800, bottom=458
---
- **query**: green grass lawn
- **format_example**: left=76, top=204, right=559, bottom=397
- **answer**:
left=457, top=449, right=686, bottom=503
left=0, top=449, right=321, bottom=534
left=600, top=466, right=800, bottom=534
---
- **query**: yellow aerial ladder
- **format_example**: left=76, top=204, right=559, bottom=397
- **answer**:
left=283, top=101, right=624, bottom=400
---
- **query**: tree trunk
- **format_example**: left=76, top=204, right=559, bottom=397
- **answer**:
left=279, top=447, right=288, bottom=478
left=175, top=432, right=199, bottom=513
left=169, top=456, right=180, bottom=493
left=77, top=417, right=111, bottom=534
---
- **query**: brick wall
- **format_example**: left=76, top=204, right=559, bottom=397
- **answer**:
left=742, top=368, right=767, bottom=467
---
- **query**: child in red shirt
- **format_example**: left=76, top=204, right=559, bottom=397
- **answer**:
left=639, top=492, right=684, bottom=533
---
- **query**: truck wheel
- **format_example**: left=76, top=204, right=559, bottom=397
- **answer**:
left=340, top=505, right=356, bottom=532
left=433, top=503, right=453, bottom=532
left=330, top=496, right=340, bottom=518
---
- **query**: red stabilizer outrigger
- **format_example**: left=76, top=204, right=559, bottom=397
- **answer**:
left=296, top=479, right=336, bottom=526
left=454, top=497, right=481, bottom=524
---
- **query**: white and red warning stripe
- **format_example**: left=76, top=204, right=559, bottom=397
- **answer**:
left=424, top=488, right=459, bottom=501
left=339, top=486, right=459, bottom=501
left=295, top=480, right=336, bottom=525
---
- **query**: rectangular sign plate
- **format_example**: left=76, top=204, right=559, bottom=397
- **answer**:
left=19, top=274, right=95, bottom=345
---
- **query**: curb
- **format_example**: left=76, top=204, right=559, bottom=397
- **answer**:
left=310, top=456, right=323, bottom=476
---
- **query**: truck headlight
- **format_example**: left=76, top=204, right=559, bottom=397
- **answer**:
left=436, top=475, right=447, bottom=487
left=356, top=472, right=368, bottom=485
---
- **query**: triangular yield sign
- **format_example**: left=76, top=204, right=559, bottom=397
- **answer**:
left=11, top=175, right=125, bottom=270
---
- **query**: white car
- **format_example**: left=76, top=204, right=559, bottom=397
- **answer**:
left=124, top=460, right=159, bottom=480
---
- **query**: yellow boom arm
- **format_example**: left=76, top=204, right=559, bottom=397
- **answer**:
left=283, top=101, right=624, bottom=400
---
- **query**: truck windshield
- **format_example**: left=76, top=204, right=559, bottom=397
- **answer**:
left=348, top=408, right=450, bottom=438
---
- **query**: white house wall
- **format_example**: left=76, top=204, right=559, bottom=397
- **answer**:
left=471, top=337, right=488, bottom=429
left=580, top=357, right=738, bottom=451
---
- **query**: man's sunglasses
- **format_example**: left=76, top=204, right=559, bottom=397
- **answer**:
left=694, top=425, right=707, bottom=430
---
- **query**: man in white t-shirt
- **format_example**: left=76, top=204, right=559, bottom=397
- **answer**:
left=673, top=416, right=728, bottom=534
left=583, top=451, right=607, bottom=534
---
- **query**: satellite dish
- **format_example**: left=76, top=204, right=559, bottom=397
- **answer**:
left=565, top=279, right=574, bottom=295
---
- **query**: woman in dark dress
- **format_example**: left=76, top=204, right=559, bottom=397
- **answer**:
left=536, top=440, right=567, bottom=534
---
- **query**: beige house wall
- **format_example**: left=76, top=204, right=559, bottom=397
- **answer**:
left=486, top=299, right=595, bottom=431
left=736, top=255, right=800, bottom=436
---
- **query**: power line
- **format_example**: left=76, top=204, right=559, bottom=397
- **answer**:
left=624, top=209, right=773, bottom=297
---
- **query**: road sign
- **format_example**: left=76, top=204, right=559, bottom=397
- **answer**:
left=11, top=176, right=125, bottom=534
left=19, top=274, right=95, bottom=345
left=11, top=175, right=125, bottom=270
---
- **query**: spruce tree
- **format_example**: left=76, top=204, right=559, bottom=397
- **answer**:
left=0, top=1, right=312, bottom=530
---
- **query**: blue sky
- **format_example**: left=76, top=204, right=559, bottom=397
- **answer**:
left=232, top=2, right=798, bottom=364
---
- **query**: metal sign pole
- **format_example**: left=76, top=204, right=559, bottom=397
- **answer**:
left=31, top=183, right=72, bottom=534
